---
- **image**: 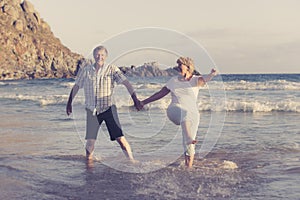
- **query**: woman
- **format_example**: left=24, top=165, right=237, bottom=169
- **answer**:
left=139, top=57, right=217, bottom=168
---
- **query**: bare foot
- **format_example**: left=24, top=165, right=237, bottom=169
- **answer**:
left=186, top=165, right=194, bottom=170
left=129, top=159, right=140, bottom=164
left=86, top=159, right=94, bottom=171
left=129, top=158, right=140, bottom=165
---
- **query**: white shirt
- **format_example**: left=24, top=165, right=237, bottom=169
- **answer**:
left=75, top=63, right=127, bottom=113
left=165, top=75, right=200, bottom=113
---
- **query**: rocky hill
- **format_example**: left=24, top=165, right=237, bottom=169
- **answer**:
left=119, top=62, right=178, bottom=77
left=119, top=62, right=200, bottom=77
left=0, top=0, right=185, bottom=80
left=0, top=0, right=83, bottom=80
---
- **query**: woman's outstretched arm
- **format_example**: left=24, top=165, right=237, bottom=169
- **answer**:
left=197, top=69, right=218, bottom=87
left=142, top=86, right=170, bottom=106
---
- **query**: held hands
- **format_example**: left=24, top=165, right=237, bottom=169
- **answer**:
left=133, top=99, right=144, bottom=111
left=131, top=92, right=144, bottom=111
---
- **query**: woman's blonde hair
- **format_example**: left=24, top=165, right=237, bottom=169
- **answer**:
left=176, top=57, right=194, bottom=74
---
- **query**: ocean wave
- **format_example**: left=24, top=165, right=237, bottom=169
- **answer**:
left=1, top=78, right=299, bottom=113
left=0, top=81, right=21, bottom=86
left=221, top=100, right=300, bottom=112
left=59, top=82, right=75, bottom=88
left=113, top=98, right=300, bottom=113
left=224, top=80, right=300, bottom=91
left=0, top=94, right=84, bottom=106
left=133, top=79, right=300, bottom=91
left=1, top=92, right=298, bottom=113
left=137, top=83, right=163, bottom=90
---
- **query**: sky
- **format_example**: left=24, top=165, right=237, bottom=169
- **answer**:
left=29, top=0, right=300, bottom=74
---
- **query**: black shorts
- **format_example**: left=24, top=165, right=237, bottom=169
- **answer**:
left=86, top=105, right=124, bottom=141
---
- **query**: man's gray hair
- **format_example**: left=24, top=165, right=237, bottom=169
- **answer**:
left=93, top=45, right=108, bottom=56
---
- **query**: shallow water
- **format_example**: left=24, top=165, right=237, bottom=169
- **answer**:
left=0, top=75, right=300, bottom=199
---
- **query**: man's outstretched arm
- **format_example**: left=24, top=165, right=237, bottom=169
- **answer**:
left=122, top=80, right=141, bottom=110
left=66, top=84, right=79, bottom=115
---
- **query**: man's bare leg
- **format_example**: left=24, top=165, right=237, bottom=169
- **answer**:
left=116, top=136, right=136, bottom=162
left=86, top=139, right=95, bottom=160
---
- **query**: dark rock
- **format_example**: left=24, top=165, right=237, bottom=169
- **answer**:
left=0, top=0, right=83, bottom=80
left=118, top=63, right=179, bottom=77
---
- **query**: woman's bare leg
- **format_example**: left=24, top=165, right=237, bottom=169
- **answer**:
left=185, top=154, right=195, bottom=168
left=181, top=121, right=196, bottom=168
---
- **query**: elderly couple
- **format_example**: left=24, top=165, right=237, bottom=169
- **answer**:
left=66, top=46, right=217, bottom=168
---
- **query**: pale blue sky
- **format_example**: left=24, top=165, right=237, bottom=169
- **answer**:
left=29, top=0, right=300, bottom=73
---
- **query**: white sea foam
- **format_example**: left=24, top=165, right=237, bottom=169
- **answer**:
left=135, top=79, right=300, bottom=91
left=39, top=95, right=69, bottom=106
left=0, top=81, right=21, bottom=86
left=138, top=83, right=163, bottom=90
left=1, top=90, right=298, bottom=112
left=1, top=77, right=299, bottom=113
left=223, top=100, right=300, bottom=112
left=224, top=80, right=300, bottom=91
left=0, top=94, right=84, bottom=106
left=222, top=160, right=238, bottom=169
left=114, top=95, right=300, bottom=113
left=198, top=99, right=300, bottom=112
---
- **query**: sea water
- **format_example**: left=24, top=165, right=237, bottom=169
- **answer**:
left=0, top=74, right=299, bottom=199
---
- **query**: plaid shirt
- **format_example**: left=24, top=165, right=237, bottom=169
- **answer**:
left=75, top=63, right=127, bottom=113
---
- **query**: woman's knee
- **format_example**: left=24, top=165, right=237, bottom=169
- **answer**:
left=167, top=106, right=184, bottom=125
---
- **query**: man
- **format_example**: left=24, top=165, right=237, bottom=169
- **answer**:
left=66, top=46, right=140, bottom=162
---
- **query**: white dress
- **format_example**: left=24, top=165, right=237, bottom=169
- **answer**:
left=165, top=75, right=201, bottom=155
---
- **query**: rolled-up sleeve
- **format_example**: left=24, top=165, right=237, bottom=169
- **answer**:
left=112, top=65, right=127, bottom=84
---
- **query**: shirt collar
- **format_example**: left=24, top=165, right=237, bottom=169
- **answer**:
left=92, top=62, right=108, bottom=71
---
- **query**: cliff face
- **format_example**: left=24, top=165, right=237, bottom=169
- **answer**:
left=0, top=0, right=83, bottom=80
left=0, top=0, right=184, bottom=80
